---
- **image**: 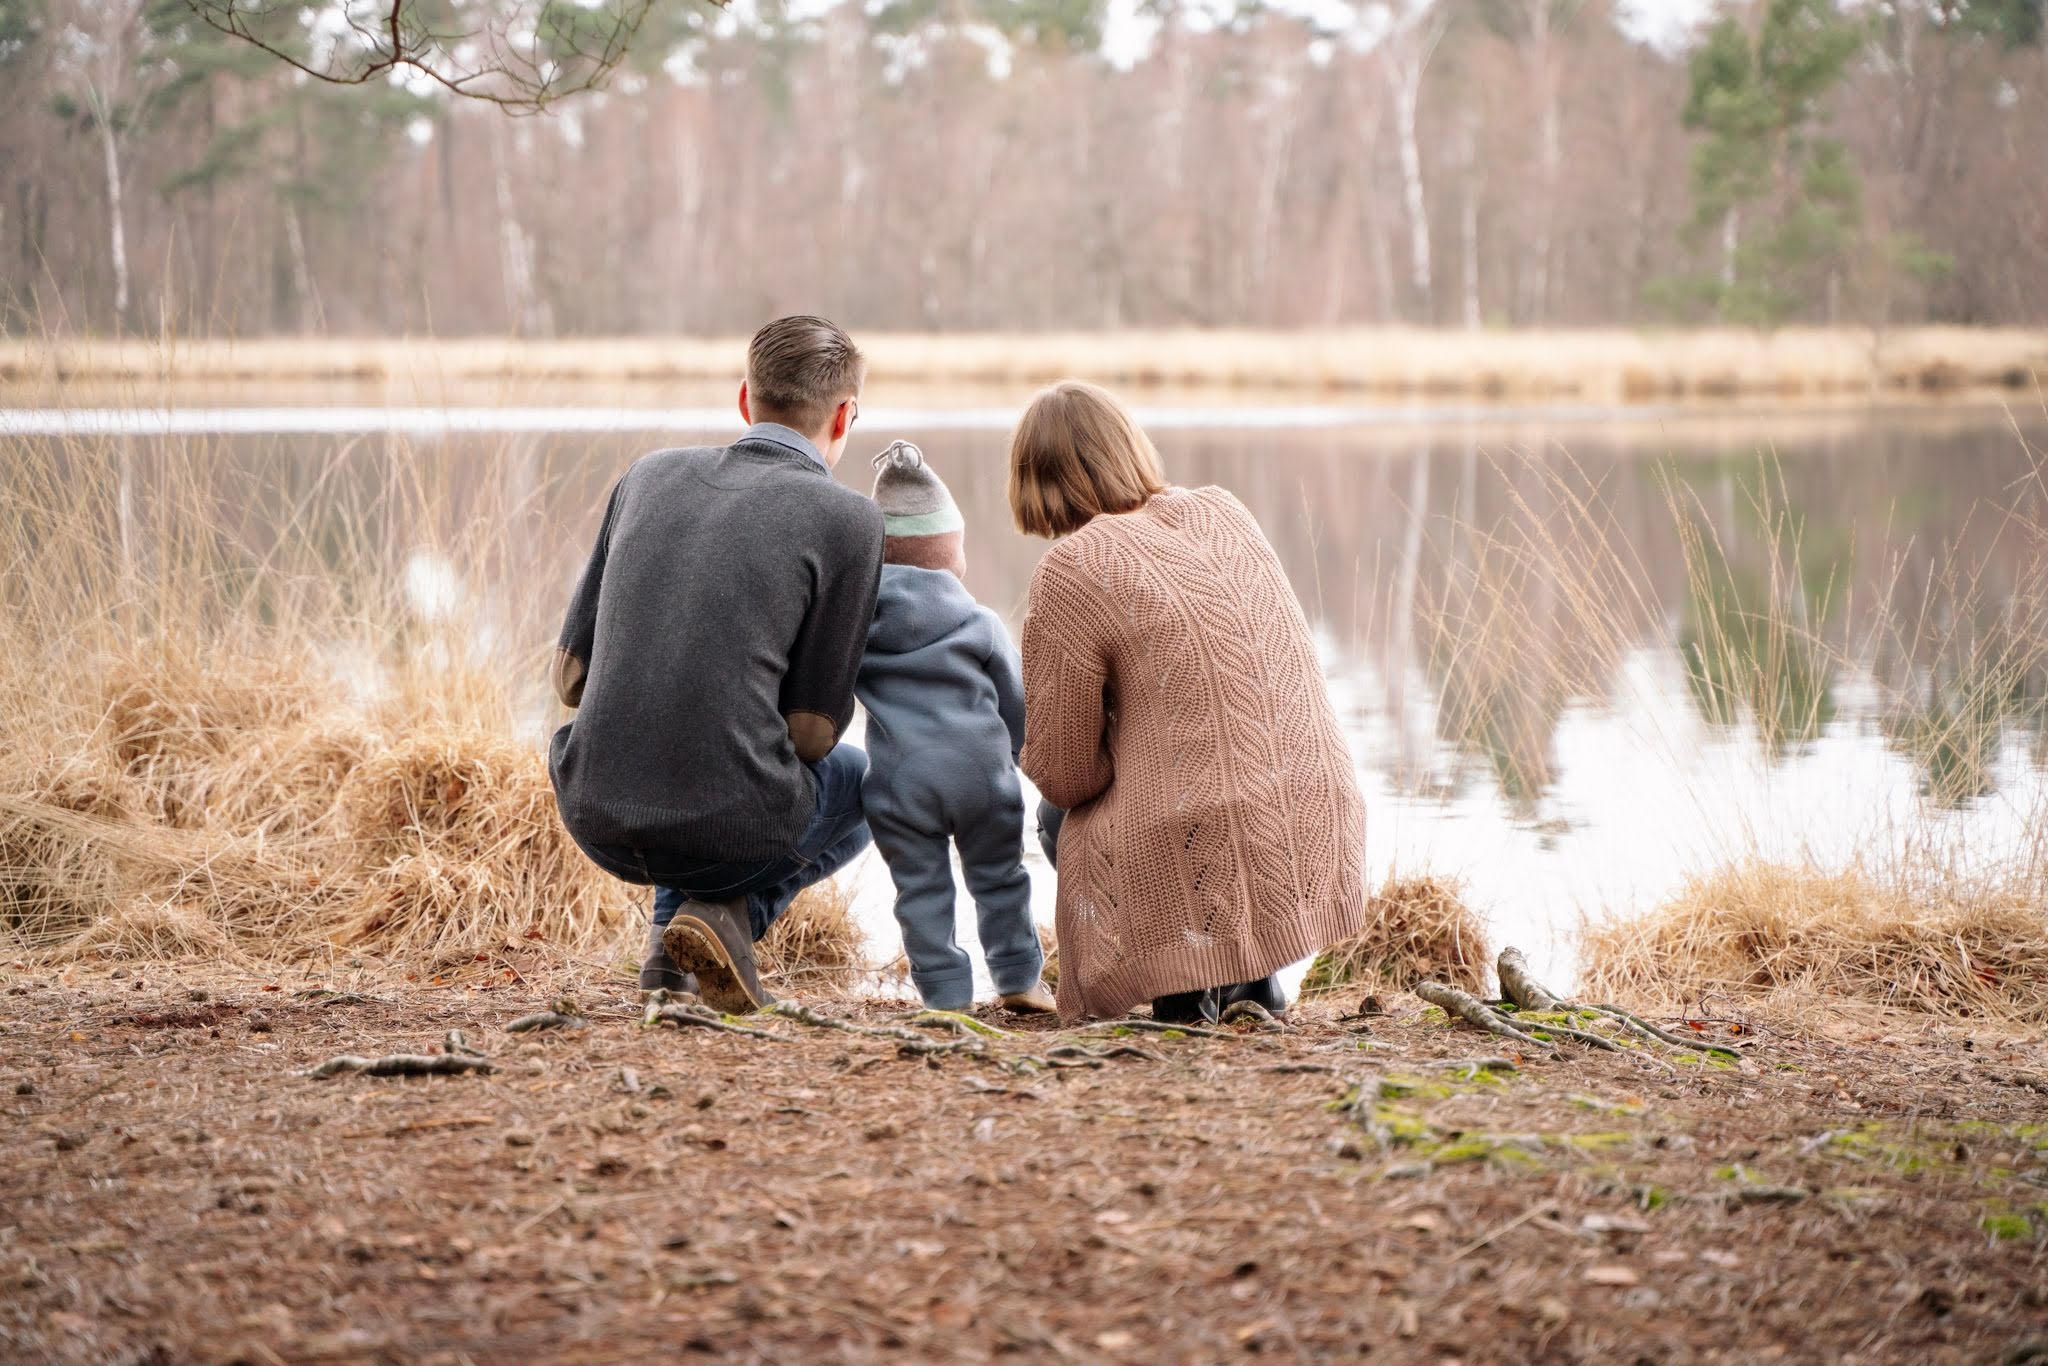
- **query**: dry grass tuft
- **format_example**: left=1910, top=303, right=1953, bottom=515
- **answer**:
left=199, top=720, right=380, bottom=838
left=1302, top=875, right=1490, bottom=996
left=758, top=880, right=865, bottom=990
left=340, top=732, right=551, bottom=854
left=0, top=792, right=131, bottom=948
left=101, top=649, right=326, bottom=828
left=331, top=732, right=634, bottom=962
left=103, top=649, right=322, bottom=766
left=69, top=895, right=238, bottom=961
left=1583, top=861, right=2048, bottom=1022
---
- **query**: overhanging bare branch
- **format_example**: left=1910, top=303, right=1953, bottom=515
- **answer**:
left=182, top=0, right=724, bottom=112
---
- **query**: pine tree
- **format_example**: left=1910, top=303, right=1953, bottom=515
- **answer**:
left=1662, top=0, right=1867, bottom=324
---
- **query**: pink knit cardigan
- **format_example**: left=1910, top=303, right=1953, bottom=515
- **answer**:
left=1020, top=485, right=1367, bottom=1022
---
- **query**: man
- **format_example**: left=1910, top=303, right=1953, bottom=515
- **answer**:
left=549, top=316, right=885, bottom=1012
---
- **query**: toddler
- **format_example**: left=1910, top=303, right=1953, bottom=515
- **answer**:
left=857, top=442, right=1052, bottom=1013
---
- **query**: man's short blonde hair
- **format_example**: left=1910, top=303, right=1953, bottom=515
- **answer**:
left=1008, top=381, right=1168, bottom=538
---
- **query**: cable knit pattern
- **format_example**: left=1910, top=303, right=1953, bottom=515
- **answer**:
left=1021, top=485, right=1367, bottom=1022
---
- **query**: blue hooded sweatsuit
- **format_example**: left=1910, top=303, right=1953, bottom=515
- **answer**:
left=855, top=564, right=1043, bottom=1008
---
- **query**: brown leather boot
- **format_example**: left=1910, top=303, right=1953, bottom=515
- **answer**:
left=660, top=898, right=774, bottom=1013
left=638, top=919, right=699, bottom=995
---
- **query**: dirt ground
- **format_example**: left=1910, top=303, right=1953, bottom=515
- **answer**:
left=3, top=961, right=2046, bottom=1364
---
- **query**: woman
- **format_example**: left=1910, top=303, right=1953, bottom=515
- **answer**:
left=1012, top=381, right=1367, bottom=1024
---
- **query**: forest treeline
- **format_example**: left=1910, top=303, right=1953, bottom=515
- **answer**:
left=0, top=0, right=2042, bottom=337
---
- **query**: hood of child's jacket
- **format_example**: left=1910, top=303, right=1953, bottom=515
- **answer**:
left=868, top=563, right=982, bottom=655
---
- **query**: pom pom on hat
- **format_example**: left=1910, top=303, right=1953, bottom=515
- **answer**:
left=871, top=441, right=966, bottom=578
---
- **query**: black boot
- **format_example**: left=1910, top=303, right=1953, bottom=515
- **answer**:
left=1220, top=973, right=1288, bottom=1019
left=1150, top=987, right=1219, bottom=1025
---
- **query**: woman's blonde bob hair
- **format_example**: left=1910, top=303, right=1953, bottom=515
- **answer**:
left=1008, top=380, right=1168, bottom=538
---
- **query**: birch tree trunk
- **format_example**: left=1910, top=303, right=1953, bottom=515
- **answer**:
left=91, top=88, right=131, bottom=328
left=1379, top=7, right=1444, bottom=319
left=1457, top=109, right=1480, bottom=329
left=490, top=121, right=549, bottom=337
left=1521, top=0, right=1562, bottom=323
left=1392, top=64, right=1431, bottom=309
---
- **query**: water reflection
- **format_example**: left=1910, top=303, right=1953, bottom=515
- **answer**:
left=13, top=407, right=2047, bottom=987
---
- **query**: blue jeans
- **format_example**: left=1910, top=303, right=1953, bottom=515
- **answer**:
left=589, top=745, right=873, bottom=942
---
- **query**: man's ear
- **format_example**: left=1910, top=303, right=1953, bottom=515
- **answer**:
left=831, top=397, right=854, bottom=442
left=737, top=381, right=753, bottom=426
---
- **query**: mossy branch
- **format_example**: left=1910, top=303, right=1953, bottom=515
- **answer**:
left=1415, top=980, right=1556, bottom=1049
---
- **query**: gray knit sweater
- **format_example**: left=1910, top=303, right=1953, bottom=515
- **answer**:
left=549, top=438, right=885, bottom=861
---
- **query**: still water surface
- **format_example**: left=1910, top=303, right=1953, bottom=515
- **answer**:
left=22, top=401, right=2048, bottom=993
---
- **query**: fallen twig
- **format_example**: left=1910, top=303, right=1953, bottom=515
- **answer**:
left=1047, top=1043, right=1166, bottom=1064
left=896, top=1036, right=989, bottom=1059
left=308, top=1052, right=493, bottom=1079
left=376, top=1115, right=497, bottom=1138
left=506, top=1010, right=585, bottom=1034
left=294, top=988, right=386, bottom=1007
left=1449, top=1202, right=1557, bottom=1261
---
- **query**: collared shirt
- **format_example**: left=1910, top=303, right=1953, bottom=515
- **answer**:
left=739, top=421, right=827, bottom=472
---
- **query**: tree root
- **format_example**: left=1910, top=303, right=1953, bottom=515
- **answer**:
left=1220, top=1000, right=1283, bottom=1029
left=1432, top=1057, right=1519, bottom=1076
left=1493, top=948, right=1739, bottom=1060
left=1085, top=1018, right=1233, bottom=1040
left=647, top=1003, right=789, bottom=1041
left=1415, top=981, right=1557, bottom=1050
left=772, top=1001, right=932, bottom=1044
left=1496, top=949, right=1564, bottom=1012
left=1516, top=1016, right=1625, bottom=1052
left=1581, top=1003, right=1741, bottom=1059
left=1337, top=1072, right=1397, bottom=1149
left=907, top=1010, right=1012, bottom=1038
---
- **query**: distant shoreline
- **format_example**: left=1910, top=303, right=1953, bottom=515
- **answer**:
left=5, top=326, right=2045, bottom=408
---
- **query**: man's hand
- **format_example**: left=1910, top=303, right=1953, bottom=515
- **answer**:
left=785, top=710, right=836, bottom=764
left=552, top=647, right=589, bottom=709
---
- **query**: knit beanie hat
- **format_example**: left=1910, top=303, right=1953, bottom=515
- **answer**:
left=871, top=441, right=967, bottom=580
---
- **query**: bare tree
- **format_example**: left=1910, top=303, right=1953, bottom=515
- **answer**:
left=181, top=0, right=720, bottom=112
left=1367, top=0, right=1447, bottom=318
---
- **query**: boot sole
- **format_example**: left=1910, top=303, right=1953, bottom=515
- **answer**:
left=660, top=916, right=763, bottom=1014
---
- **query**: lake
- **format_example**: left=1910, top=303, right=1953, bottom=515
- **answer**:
left=8, top=397, right=2046, bottom=994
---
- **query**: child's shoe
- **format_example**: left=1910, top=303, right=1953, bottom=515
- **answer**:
left=998, top=981, right=1056, bottom=1014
